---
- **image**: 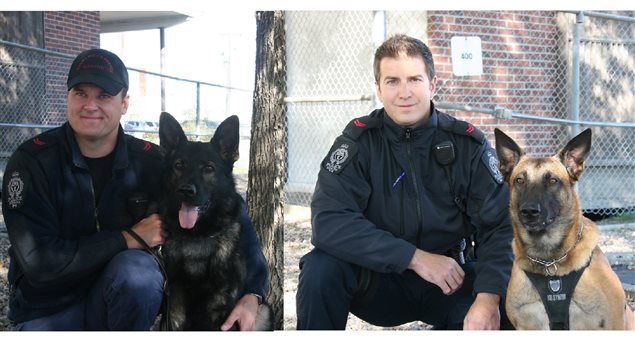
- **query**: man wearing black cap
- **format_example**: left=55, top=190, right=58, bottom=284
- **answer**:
left=2, top=48, right=269, bottom=330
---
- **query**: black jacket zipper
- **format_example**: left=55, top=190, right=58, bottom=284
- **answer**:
left=90, top=178, right=100, bottom=232
left=405, top=128, right=423, bottom=247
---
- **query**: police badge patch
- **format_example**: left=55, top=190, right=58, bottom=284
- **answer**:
left=547, top=277, right=566, bottom=302
left=6, top=170, right=26, bottom=209
left=482, top=148, right=504, bottom=184
left=322, top=137, right=358, bottom=175
left=549, top=278, right=562, bottom=293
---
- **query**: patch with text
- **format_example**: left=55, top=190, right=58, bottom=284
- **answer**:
left=322, top=137, right=358, bottom=174
left=482, top=148, right=504, bottom=184
left=5, top=170, right=27, bottom=209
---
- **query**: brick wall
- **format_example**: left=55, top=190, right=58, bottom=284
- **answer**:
left=428, top=11, right=564, bottom=155
left=44, top=11, right=100, bottom=124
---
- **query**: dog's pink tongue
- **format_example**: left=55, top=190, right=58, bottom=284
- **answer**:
left=179, top=203, right=199, bottom=229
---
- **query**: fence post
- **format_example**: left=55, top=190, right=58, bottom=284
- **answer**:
left=160, top=27, right=166, bottom=112
left=196, top=82, right=201, bottom=127
left=571, top=11, right=584, bottom=136
left=371, top=11, right=387, bottom=109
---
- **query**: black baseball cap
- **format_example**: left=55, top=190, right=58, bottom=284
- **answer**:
left=67, top=48, right=129, bottom=96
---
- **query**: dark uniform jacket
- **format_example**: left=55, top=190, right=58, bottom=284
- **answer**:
left=2, top=123, right=268, bottom=324
left=311, top=104, right=513, bottom=298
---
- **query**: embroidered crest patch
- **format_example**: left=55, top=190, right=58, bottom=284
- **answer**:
left=482, top=148, right=504, bottom=184
left=6, top=170, right=26, bottom=209
left=322, top=137, right=358, bottom=174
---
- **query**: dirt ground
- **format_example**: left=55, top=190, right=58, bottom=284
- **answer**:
left=282, top=207, right=635, bottom=330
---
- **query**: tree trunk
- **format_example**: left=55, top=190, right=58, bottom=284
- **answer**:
left=248, top=10, right=286, bottom=330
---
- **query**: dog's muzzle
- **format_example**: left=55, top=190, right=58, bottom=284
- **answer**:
left=519, top=201, right=555, bottom=232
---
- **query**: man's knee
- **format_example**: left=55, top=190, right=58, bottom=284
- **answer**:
left=104, top=250, right=163, bottom=300
left=298, top=249, right=358, bottom=294
left=296, top=249, right=360, bottom=330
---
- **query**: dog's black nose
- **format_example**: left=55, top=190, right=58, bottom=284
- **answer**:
left=178, top=184, right=197, bottom=198
left=520, top=202, right=541, bottom=218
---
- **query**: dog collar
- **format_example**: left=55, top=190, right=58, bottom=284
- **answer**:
left=526, top=222, right=584, bottom=276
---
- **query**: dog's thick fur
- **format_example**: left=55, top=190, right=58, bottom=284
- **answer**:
left=158, top=112, right=271, bottom=331
left=495, top=128, right=635, bottom=330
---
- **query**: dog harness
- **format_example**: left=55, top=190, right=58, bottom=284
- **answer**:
left=524, top=259, right=590, bottom=330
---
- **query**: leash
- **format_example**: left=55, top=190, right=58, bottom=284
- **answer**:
left=526, top=222, right=584, bottom=276
left=124, top=228, right=171, bottom=330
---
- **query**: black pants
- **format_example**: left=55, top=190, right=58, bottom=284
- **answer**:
left=296, top=248, right=510, bottom=330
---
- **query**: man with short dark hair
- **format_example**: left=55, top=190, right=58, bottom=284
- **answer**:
left=296, top=34, right=513, bottom=330
left=2, top=48, right=268, bottom=330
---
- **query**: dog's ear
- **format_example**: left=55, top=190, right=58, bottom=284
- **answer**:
left=159, top=112, right=187, bottom=153
left=211, top=115, right=240, bottom=165
left=495, top=128, right=524, bottom=181
left=558, top=128, right=592, bottom=181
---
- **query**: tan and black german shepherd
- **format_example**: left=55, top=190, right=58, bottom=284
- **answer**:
left=495, top=128, right=635, bottom=330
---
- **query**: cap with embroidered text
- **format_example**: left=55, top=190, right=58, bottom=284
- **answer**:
left=67, top=48, right=128, bottom=96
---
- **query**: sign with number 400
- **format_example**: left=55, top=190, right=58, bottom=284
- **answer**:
left=451, top=36, right=483, bottom=76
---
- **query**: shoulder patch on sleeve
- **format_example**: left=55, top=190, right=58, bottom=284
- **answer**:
left=18, top=131, right=59, bottom=156
left=128, top=136, right=163, bottom=159
left=342, top=110, right=383, bottom=140
left=438, top=113, right=485, bottom=144
left=481, top=147, right=504, bottom=184
left=321, top=136, right=358, bottom=175
left=4, top=169, right=28, bottom=210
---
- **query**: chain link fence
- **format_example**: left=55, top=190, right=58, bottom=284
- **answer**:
left=284, top=10, right=635, bottom=216
left=0, top=39, right=253, bottom=183
left=0, top=40, right=61, bottom=173
left=3, top=11, right=635, bottom=216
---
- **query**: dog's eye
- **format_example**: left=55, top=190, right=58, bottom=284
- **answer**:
left=203, top=163, right=215, bottom=173
left=174, top=161, right=185, bottom=170
left=548, top=177, right=558, bottom=185
left=515, top=177, right=525, bottom=185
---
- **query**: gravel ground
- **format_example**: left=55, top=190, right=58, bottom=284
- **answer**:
left=2, top=208, right=634, bottom=331
left=0, top=231, right=8, bottom=331
left=282, top=210, right=635, bottom=330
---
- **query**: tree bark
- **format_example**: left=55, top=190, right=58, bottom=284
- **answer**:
left=248, top=10, right=286, bottom=330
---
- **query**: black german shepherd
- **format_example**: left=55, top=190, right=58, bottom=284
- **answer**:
left=158, top=112, right=271, bottom=330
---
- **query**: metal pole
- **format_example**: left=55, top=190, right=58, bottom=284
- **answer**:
left=160, top=27, right=166, bottom=112
left=196, top=82, right=201, bottom=127
left=224, top=34, right=232, bottom=118
left=583, top=10, right=635, bottom=23
left=571, top=12, right=584, bottom=135
left=371, top=11, right=387, bottom=109
left=0, top=39, right=74, bottom=58
left=571, top=13, right=583, bottom=193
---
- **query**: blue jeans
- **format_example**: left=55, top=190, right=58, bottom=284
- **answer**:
left=13, top=250, right=164, bottom=331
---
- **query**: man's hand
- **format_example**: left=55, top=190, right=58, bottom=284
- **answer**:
left=122, top=213, right=165, bottom=249
left=220, top=294, right=260, bottom=331
left=463, top=292, right=501, bottom=330
left=408, top=248, right=465, bottom=295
